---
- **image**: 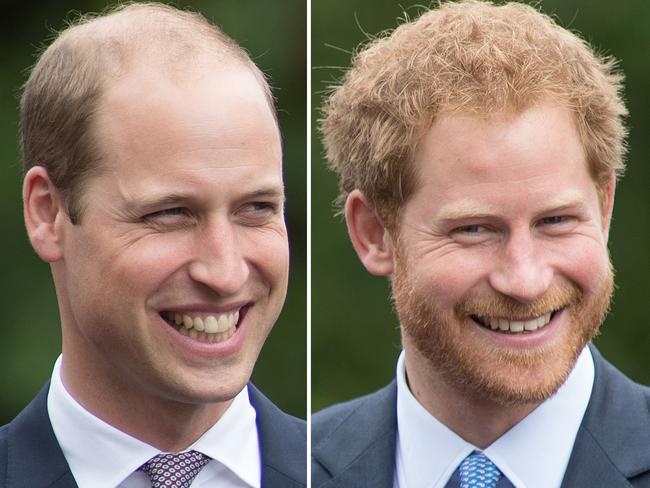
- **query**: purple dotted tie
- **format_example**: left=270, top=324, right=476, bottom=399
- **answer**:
left=459, top=451, right=502, bottom=488
left=140, top=450, right=211, bottom=488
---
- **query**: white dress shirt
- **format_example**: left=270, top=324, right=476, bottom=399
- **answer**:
left=47, top=355, right=261, bottom=488
left=394, top=347, right=594, bottom=488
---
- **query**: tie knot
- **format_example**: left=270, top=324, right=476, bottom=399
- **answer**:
left=140, top=450, right=211, bottom=488
left=459, top=451, right=502, bottom=488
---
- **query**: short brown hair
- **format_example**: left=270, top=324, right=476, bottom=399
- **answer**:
left=20, top=2, right=275, bottom=223
left=321, top=0, right=627, bottom=229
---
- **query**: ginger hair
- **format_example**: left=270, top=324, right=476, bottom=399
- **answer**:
left=321, top=0, right=627, bottom=229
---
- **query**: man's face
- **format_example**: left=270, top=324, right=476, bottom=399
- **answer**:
left=393, top=104, right=613, bottom=405
left=57, top=64, right=288, bottom=405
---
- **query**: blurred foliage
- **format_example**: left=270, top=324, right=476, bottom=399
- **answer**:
left=0, top=0, right=306, bottom=423
left=312, top=0, right=650, bottom=412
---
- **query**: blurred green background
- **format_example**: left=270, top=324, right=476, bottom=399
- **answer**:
left=0, top=0, right=306, bottom=423
left=312, top=0, right=650, bottom=412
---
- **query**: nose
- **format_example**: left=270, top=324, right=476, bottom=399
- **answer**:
left=488, top=229, right=553, bottom=303
left=188, top=218, right=249, bottom=296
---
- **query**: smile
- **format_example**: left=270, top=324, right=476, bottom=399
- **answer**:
left=160, top=308, right=244, bottom=343
left=471, top=310, right=558, bottom=333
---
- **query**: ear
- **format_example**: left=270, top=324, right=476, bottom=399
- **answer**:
left=601, top=176, right=616, bottom=242
left=23, top=166, right=67, bottom=262
left=345, top=189, right=395, bottom=276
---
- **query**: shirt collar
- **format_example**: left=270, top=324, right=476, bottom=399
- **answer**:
left=47, top=355, right=260, bottom=488
left=395, top=346, right=594, bottom=488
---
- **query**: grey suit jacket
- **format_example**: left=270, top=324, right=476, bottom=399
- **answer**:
left=0, top=383, right=305, bottom=488
left=312, top=347, right=650, bottom=487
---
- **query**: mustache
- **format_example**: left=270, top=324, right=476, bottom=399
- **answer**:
left=454, top=281, right=582, bottom=319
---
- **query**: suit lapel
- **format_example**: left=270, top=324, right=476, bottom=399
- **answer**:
left=5, top=382, right=306, bottom=488
left=6, top=383, right=77, bottom=488
left=561, top=346, right=650, bottom=487
left=249, top=384, right=306, bottom=488
left=312, top=382, right=397, bottom=488
left=312, top=349, right=650, bottom=488
left=561, top=428, right=634, bottom=488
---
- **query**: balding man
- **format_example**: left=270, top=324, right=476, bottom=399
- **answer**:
left=0, top=4, right=305, bottom=487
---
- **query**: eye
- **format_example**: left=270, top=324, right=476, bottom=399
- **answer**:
left=237, top=201, right=281, bottom=225
left=156, top=207, right=186, bottom=217
left=537, top=215, right=577, bottom=228
left=248, top=200, right=282, bottom=214
left=540, top=215, right=570, bottom=225
left=145, top=207, right=190, bottom=219
left=536, top=215, right=579, bottom=235
left=449, top=224, right=494, bottom=244
left=455, top=224, right=485, bottom=234
left=142, top=207, right=194, bottom=230
left=249, top=202, right=277, bottom=212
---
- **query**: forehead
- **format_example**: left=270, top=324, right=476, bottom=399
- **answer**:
left=409, top=104, right=597, bottom=214
left=416, top=105, right=585, bottom=184
left=92, top=62, right=282, bottom=186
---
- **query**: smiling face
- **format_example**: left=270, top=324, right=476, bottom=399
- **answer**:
left=393, top=104, right=613, bottom=405
left=54, top=63, right=288, bottom=410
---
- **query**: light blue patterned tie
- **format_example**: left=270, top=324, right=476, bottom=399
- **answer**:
left=459, top=451, right=502, bottom=488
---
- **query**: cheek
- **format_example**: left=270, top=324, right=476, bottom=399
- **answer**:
left=410, top=245, right=495, bottom=299
left=103, top=236, right=193, bottom=295
left=545, top=237, right=610, bottom=293
left=242, top=228, right=290, bottom=283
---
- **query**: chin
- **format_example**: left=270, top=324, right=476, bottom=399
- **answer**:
left=149, top=364, right=253, bottom=406
left=440, top=343, right=581, bottom=406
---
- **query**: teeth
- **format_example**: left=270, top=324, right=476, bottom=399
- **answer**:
left=217, top=314, right=228, bottom=332
left=524, top=319, right=538, bottom=331
left=510, top=321, right=524, bottom=332
left=177, top=325, right=237, bottom=342
left=164, top=310, right=240, bottom=339
left=477, top=312, right=554, bottom=333
left=204, top=316, right=218, bottom=334
left=193, top=317, right=205, bottom=331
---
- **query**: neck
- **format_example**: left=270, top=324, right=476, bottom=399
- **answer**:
left=403, top=348, right=539, bottom=448
left=59, top=344, right=231, bottom=452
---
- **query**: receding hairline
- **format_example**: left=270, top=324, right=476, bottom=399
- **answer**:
left=20, top=1, right=279, bottom=224
left=54, top=3, right=257, bottom=81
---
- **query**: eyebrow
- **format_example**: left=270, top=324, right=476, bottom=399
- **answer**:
left=533, top=195, right=589, bottom=216
left=436, top=194, right=588, bottom=222
left=244, top=186, right=286, bottom=202
left=436, top=201, right=500, bottom=222
left=124, top=185, right=286, bottom=213
left=123, top=193, right=194, bottom=215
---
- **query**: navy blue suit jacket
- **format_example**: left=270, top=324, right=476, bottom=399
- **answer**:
left=312, top=347, right=650, bottom=487
left=0, top=383, right=305, bottom=487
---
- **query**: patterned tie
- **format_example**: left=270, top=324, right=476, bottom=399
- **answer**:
left=459, top=451, right=502, bottom=488
left=140, top=450, right=211, bottom=488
